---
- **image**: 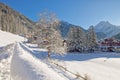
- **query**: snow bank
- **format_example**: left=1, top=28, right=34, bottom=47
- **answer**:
left=11, top=43, right=66, bottom=80
left=0, top=57, right=11, bottom=80
left=0, top=30, right=26, bottom=47
left=0, top=44, right=14, bottom=80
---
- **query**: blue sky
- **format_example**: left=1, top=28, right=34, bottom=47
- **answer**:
left=0, top=0, right=120, bottom=29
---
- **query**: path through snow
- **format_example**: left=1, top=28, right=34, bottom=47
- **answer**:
left=11, top=43, right=68, bottom=80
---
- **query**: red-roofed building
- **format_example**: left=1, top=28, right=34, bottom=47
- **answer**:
left=98, top=38, right=120, bottom=52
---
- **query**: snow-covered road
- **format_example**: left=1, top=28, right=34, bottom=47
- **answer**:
left=10, top=43, right=67, bottom=80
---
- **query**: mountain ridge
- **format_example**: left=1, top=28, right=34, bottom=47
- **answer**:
left=94, top=21, right=120, bottom=39
left=1, top=2, right=120, bottom=40
left=59, top=21, right=86, bottom=38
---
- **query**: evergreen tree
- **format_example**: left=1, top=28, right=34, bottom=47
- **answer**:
left=86, top=26, right=97, bottom=52
left=67, top=27, right=85, bottom=52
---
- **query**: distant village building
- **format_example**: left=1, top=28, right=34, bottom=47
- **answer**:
left=98, top=38, right=120, bottom=52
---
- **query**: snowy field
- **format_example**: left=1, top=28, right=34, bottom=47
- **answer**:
left=51, top=53, right=120, bottom=80
left=25, top=43, right=120, bottom=80
left=1, top=42, right=120, bottom=80
left=0, top=30, right=120, bottom=80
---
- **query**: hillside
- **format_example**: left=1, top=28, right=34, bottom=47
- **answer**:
left=59, top=21, right=86, bottom=38
left=0, top=30, right=26, bottom=47
left=0, top=3, right=35, bottom=35
left=0, top=30, right=26, bottom=80
left=95, top=32, right=107, bottom=39
left=112, top=32, right=120, bottom=39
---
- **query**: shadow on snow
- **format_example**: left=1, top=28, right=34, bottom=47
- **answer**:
left=24, top=43, right=120, bottom=61
left=32, top=49, right=120, bottom=61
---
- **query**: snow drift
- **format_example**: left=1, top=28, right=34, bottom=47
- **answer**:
left=0, top=30, right=26, bottom=47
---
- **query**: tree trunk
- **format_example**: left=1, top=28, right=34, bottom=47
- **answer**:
left=47, top=47, right=51, bottom=59
left=48, top=51, right=51, bottom=58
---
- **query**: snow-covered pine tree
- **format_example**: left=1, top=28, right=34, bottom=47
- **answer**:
left=36, top=10, right=66, bottom=58
left=86, top=25, right=97, bottom=52
left=67, top=27, right=85, bottom=52
left=67, top=27, right=76, bottom=52
left=77, top=27, right=86, bottom=52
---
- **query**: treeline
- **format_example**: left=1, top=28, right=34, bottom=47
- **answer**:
left=67, top=26, right=97, bottom=52
left=35, top=10, right=97, bottom=58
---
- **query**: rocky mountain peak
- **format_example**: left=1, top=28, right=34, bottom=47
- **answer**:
left=94, top=21, right=120, bottom=39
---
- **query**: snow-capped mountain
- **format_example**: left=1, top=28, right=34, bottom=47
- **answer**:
left=94, top=21, right=120, bottom=38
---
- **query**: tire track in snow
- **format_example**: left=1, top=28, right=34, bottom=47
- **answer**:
left=0, top=44, right=14, bottom=80
left=11, top=43, right=68, bottom=80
